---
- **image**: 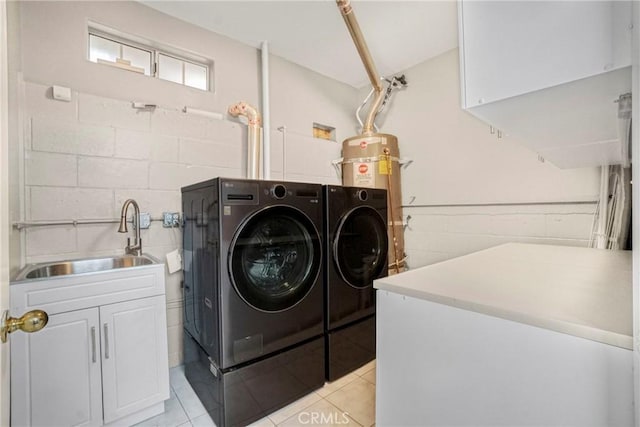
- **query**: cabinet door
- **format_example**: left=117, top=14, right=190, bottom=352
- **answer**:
left=459, top=1, right=629, bottom=108
left=11, top=308, right=103, bottom=427
left=100, top=296, right=169, bottom=424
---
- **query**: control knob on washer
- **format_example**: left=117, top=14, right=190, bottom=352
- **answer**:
left=271, top=184, right=287, bottom=199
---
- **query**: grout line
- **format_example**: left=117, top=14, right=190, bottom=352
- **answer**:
left=172, top=388, right=192, bottom=423
left=267, top=392, right=323, bottom=425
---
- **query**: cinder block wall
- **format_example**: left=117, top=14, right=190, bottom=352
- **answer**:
left=374, top=49, right=600, bottom=268
left=10, top=1, right=349, bottom=367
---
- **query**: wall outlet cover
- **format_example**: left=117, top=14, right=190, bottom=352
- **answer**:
left=52, top=85, right=72, bottom=102
left=162, top=212, right=180, bottom=227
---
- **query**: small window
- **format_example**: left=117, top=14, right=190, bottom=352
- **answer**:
left=157, top=54, right=208, bottom=91
left=88, top=23, right=212, bottom=91
left=89, top=34, right=151, bottom=75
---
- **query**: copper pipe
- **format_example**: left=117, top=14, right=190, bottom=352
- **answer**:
left=383, top=148, right=401, bottom=274
left=336, top=0, right=384, bottom=135
left=228, top=101, right=263, bottom=179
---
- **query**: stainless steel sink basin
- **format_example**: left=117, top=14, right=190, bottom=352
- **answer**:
left=14, top=255, right=158, bottom=281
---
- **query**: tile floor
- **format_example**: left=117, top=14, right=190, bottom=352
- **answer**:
left=136, top=360, right=377, bottom=427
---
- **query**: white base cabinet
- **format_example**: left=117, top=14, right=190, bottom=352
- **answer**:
left=10, top=263, right=169, bottom=427
left=376, top=291, right=634, bottom=426
left=101, top=296, right=169, bottom=424
left=19, top=308, right=103, bottom=427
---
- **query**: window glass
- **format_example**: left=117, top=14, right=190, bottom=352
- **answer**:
left=184, top=62, right=208, bottom=90
left=122, top=45, right=152, bottom=76
left=230, top=207, right=321, bottom=312
left=89, top=34, right=119, bottom=64
left=334, top=207, right=387, bottom=288
left=158, top=54, right=183, bottom=84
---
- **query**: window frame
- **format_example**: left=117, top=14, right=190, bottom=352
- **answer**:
left=87, top=24, right=213, bottom=92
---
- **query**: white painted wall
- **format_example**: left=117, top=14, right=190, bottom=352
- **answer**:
left=8, top=1, right=350, bottom=366
left=370, top=49, right=601, bottom=267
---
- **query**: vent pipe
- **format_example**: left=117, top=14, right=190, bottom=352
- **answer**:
left=336, top=0, right=407, bottom=273
left=337, top=0, right=384, bottom=135
left=228, top=101, right=262, bottom=179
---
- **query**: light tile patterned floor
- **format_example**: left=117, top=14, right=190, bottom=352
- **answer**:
left=136, top=360, right=376, bottom=427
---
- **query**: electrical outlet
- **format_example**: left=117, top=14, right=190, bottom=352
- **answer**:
left=163, top=212, right=180, bottom=228
left=139, top=213, right=151, bottom=229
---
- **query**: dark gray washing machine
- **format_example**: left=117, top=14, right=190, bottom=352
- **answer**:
left=323, top=185, right=388, bottom=381
left=181, top=178, right=325, bottom=427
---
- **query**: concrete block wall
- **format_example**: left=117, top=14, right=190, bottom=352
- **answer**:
left=374, top=49, right=602, bottom=269
left=20, top=81, right=339, bottom=366
left=404, top=203, right=596, bottom=269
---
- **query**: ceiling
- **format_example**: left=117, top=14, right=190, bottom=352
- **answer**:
left=141, top=1, right=459, bottom=88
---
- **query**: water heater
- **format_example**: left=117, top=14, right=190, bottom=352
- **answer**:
left=336, top=0, right=406, bottom=273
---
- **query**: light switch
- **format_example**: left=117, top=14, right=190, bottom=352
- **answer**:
left=52, top=85, right=72, bottom=102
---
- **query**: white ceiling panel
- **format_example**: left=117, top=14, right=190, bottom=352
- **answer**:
left=141, top=0, right=459, bottom=88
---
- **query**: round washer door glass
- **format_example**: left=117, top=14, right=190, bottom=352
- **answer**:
left=229, top=206, right=321, bottom=312
left=334, top=206, right=388, bottom=288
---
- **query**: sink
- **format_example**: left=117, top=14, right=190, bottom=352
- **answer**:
left=14, top=255, right=158, bottom=281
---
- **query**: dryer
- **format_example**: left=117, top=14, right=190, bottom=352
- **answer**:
left=182, top=178, right=325, bottom=426
left=323, top=185, right=388, bottom=381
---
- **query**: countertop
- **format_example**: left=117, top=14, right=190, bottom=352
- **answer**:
left=374, top=243, right=632, bottom=349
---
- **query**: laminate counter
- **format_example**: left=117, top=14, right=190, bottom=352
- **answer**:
left=374, top=243, right=634, bottom=426
left=375, top=243, right=632, bottom=349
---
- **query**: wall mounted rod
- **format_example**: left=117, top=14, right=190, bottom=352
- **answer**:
left=403, top=201, right=598, bottom=209
left=13, top=217, right=167, bottom=230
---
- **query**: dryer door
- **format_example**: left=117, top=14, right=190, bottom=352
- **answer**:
left=334, top=206, right=388, bottom=288
left=229, top=205, right=321, bottom=312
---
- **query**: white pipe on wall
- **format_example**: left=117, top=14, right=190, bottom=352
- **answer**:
left=182, top=106, right=224, bottom=121
left=261, top=40, right=271, bottom=180
left=228, top=102, right=262, bottom=179
left=595, top=164, right=609, bottom=249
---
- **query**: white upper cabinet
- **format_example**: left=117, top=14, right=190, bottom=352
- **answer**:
left=458, top=0, right=633, bottom=168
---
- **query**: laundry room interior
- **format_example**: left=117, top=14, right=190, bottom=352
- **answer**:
left=1, top=1, right=638, bottom=427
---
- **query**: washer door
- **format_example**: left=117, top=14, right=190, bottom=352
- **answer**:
left=334, top=206, right=388, bottom=288
left=229, top=205, right=321, bottom=312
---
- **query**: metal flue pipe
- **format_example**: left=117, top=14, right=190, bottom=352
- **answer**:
left=336, top=0, right=384, bottom=135
left=336, top=0, right=407, bottom=273
left=228, top=101, right=263, bottom=179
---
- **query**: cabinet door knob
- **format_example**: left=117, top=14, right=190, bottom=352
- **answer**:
left=1, top=309, right=49, bottom=343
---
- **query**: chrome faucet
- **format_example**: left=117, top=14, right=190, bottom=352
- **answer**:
left=117, top=199, right=142, bottom=256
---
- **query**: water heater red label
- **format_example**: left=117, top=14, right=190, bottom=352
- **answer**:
left=359, top=140, right=367, bottom=149
left=354, top=162, right=374, bottom=188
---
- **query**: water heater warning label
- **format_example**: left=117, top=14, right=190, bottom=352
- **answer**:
left=354, top=162, right=374, bottom=187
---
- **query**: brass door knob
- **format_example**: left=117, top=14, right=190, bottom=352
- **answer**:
left=1, top=310, right=49, bottom=343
